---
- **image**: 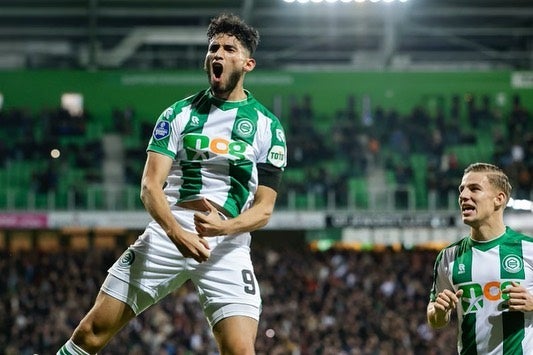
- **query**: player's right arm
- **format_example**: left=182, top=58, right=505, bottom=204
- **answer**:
left=140, top=151, right=211, bottom=262
left=427, top=288, right=463, bottom=329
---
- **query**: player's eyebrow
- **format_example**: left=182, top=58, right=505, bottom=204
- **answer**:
left=458, top=182, right=482, bottom=193
left=208, top=42, right=238, bottom=52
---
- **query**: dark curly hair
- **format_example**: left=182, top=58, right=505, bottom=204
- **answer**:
left=206, top=13, right=260, bottom=55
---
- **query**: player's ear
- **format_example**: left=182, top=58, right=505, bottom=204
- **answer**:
left=243, top=57, right=256, bottom=73
left=494, top=191, right=507, bottom=209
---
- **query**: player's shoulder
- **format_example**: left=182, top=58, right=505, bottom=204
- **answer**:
left=444, top=235, right=470, bottom=250
left=159, top=90, right=208, bottom=120
left=176, top=89, right=208, bottom=108
left=257, top=103, right=281, bottom=122
left=246, top=92, right=281, bottom=121
left=507, top=227, right=533, bottom=243
left=435, top=236, right=470, bottom=261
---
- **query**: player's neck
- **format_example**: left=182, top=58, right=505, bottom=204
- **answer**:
left=211, top=87, right=247, bottom=102
left=470, top=221, right=506, bottom=242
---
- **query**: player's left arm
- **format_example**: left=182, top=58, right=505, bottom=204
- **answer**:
left=194, top=162, right=282, bottom=237
left=503, top=281, right=533, bottom=312
left=194, top=185, right=277, bottom=237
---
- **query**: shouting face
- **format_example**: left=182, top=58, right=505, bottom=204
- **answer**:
left=204, top=34, right=255, bottom=100
left=458, top=171, right=506, bottom=228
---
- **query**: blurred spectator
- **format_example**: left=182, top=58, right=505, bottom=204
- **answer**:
left=427, top=129, right=445, bottom=169
left=450, top=94, right=461, bottom=122
left=393, top=163, right=414, bottom=209
left=31, top=161, right=59, bottom=194
left=466, top=94, right=479, bottom=129
left=407, top=105, right=431, bottom=152
left=0, top=140, right=8, bottom=167
left=435, top=154, right=463, bottom=208
left=53, top=107, right=87, bottom=136
left=515, top=164, right=532, bottom=199
left=508, top=94, right=530, bottom=139
left=112, top=106, right=135, bottom=134
left=387, top=124, right=410, bottom=157
left=477, top=94, right=495, bottom=129
left=366, top=134, right=381, bottom=169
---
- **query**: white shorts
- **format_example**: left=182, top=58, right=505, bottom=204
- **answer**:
left=102, top=206, right=261, bottom=328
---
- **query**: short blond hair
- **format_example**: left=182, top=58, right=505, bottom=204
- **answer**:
left=464, top=162, right=512, bottom=203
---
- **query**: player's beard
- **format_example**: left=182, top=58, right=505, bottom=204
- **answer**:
left=208, top=68, right=241, bottom=98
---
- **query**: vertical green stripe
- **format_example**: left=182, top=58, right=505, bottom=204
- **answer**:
left=182, top=95, right=210, bottom=135
left=453, top=241, right=473, bottom=284
left=179, top=96, right=210, bottom=200
left=461, top=313, right=478, bottom=355
left=223, top=105, right=257, bottom=215
left=500, top=240, right=525, bottom=279
left=179, top=161, right=204, bottom=200
left=501, top=233, right=525, bottom=354
left=226, top=160, right=253, bottom=215
left=233, top=105, right=258, bottom=147
left=503, top=312, right=524, bottom=354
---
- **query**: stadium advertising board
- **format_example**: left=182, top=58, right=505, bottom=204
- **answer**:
left=0, top=213, right=48, bottom=229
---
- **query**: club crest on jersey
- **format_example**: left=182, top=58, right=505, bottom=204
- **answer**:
left=118, top=249, right=135, bottom=267
left=236, top=118, right=255, bottom=138
left=153, top=121, right=170, bottom=140
left=502, top=254, right=523, bottom=273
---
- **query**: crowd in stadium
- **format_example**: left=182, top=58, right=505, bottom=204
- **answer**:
left=1, top=244, right=458, bottom=354
left=284, top=93, right=532, bottom=207
left=1, top=92, right=531, bottom=210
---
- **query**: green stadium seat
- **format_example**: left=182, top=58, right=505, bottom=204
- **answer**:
left=410, top=154, right=428, bottom=208
left=283, top=168, right=306, bottom=184
left=347, top=177, right=368, bottom=209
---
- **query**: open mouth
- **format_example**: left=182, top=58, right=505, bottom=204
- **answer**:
left=461, top=205, right=475, bottom=214
left=212, top=62, right=223, bottom=79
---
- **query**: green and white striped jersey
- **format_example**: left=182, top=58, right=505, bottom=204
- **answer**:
left=147, top=89, right=287, bottom=218
left=430, top=227, right=533, bottom=354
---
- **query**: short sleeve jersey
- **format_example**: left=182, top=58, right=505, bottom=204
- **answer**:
left=147, top=89, right=287, bottom=218
left=429, top=227, right=533, bottom=354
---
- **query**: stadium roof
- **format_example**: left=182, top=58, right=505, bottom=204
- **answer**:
left=0, top=0, right=532, bottom=70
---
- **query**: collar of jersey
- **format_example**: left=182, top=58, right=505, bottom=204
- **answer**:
left=206, top=89, right=253, bottom=109
left=468, top=226, right=509, bottom=251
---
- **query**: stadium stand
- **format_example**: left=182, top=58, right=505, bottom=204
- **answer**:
left=0, top=243, right=458, bottom=354
left=0, top=88, right=530, bottom=212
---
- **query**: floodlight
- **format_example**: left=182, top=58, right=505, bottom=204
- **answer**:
left=61, top=92, right=84, bottom=117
